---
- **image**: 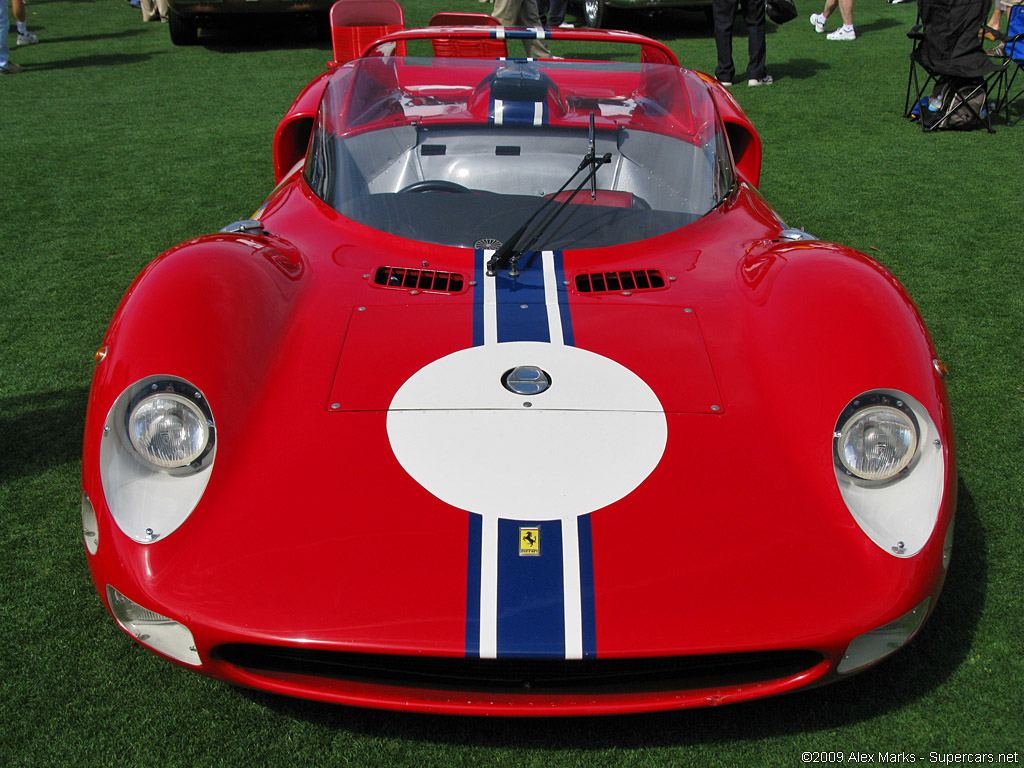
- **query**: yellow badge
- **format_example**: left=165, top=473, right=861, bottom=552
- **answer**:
left=519, top=526, right=541, bottom=556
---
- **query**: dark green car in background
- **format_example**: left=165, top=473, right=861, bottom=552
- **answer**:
left=577, top=0, right=713, bottom=28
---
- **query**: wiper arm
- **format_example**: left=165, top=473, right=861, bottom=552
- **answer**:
left=487, top=112, right=611, bottom=277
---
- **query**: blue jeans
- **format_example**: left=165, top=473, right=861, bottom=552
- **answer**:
left=1, top=0, right=10, bottom=70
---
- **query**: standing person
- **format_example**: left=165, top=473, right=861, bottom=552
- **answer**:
left=12, top=0, right=38, bottom=45
left=493, top=0, right=555, bottom=57
left=809, top=0, right=856, bottom=41
left=139, top=0, right=169, bottom=23
left=538, top=0, right=572, bottom=27
left=712, top=0, right=772, bottom=86
left=2, top=0, right=24, bottom=73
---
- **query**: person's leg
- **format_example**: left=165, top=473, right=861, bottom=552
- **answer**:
left=810, top=0, right=835, bottom=34
left=824, top=0, right=854, bottom=38
left=12, top=0, right=37, bottom=42
left=837, top=0, right=853, bottom=27
left=742, top=0, right=767, bottom=80
left=516, top=0, right=553, bottom=56
left=712, top=0, right=738, bottom=83
left=492, top=0, right=522, bottom=27
left=1, top=0, right=10, bottom=70
left=549, top=0, right=568, bottom=26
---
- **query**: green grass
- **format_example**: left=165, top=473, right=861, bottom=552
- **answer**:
left=1, top=0, right=1022, bottom=764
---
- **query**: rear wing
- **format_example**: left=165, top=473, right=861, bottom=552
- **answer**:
left=332, top=26, right=680, bottom=68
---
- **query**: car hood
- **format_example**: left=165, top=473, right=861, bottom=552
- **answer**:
left=106, top=256, right=942, bottom=664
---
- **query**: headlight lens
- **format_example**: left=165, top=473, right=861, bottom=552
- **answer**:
left=128, top=391, right=210, bottom=470
left=836, top=404, right=918, bottom=481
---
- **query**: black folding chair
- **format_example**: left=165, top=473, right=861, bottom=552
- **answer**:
left=986, top=3, right=1024, bottom=124
left=905, top=0, right=1009, bottom=131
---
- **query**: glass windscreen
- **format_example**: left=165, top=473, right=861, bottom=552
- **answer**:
left=305, top=57, right=733, bottom=251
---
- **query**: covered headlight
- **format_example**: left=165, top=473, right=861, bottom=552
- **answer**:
left=100, top=376, right=216, bottom=543
left=836, top=404, right=918, bottom=481
left=129, top=391, right=210, bottom=470
left=832, top=390, right=945, bottom=557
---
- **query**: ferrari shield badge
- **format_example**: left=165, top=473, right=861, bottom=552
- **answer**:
left=519, top=526, right=541, bottom=556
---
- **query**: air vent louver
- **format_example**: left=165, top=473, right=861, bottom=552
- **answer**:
left=575, top=269, right=667, bottom=294
left=373, top=266, right=466, bottom=294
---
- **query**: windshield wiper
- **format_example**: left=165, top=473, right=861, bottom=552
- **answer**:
left=487, top=113, right=611, bottom=277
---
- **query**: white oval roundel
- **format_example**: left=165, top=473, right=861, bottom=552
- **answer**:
left=387, top=341, right=667, bottom=521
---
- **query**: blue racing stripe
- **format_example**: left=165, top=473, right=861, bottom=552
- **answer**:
left=496, top=519, right=565, bottom=657
left=494, top=259, right=549, bottom=343
left=577, top=515, right=597, bottom=658
left=465, top=513, right=483, bottom=658
left=473, top=250, right=487, bottom=348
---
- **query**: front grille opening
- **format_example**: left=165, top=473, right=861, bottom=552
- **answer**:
left=216, top=645, right=823, bottom=694
left=575, top=269, right=667, bottom=295
left=373, top=266, right=466, bottom=294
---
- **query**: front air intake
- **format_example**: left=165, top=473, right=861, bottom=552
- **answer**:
left=575, top=269, right=667, bottom=295
left=373, top=266, right=466, bottom=294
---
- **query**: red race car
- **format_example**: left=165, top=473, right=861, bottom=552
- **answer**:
left=81, top=24, right=955, bottom=716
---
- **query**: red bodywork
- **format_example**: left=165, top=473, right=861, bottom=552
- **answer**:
left=82, top=28, right=955, bottom=715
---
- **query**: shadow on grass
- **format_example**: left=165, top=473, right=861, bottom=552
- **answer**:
left=0, top=387, right=89, bottom=483
left=769, top=56, right=832, bottom=81
left=243, top=480, right=984, bottom=747
left=26, top=51, right=170, bottom=71
left=39, top=28, right=148, bottom=44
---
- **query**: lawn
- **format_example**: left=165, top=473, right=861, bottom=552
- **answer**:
left=1, top=0, right=1021, bottom=764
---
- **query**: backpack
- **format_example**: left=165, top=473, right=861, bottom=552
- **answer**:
left=920, top=78, right=988, bottom=130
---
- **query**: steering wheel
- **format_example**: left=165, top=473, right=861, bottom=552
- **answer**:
left=399, top=180, right=473, bottom=194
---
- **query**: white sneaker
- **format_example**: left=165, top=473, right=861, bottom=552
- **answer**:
left=17, top=31, right=39, bottom=45
left=826, top=25, right=856, bottom=40
left=810, top=13, right=826, bottom=33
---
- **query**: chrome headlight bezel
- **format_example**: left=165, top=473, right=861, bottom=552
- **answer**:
left=125, top=379, right=216, bottom=475
left=833, top=393, right=920, bottom=485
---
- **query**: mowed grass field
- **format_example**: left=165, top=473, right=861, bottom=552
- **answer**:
left=1, top=0, right=1021, bottom=764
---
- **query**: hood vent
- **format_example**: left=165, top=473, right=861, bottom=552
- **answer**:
left=373, top=266, right=466, bottom=294
left=575, top=269, right=667, bottom=295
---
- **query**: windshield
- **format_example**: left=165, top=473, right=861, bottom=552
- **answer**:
left=305, top=56, right=733, bottom=251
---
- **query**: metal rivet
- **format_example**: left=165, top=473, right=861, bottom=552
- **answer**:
left=331, top=403, right=341, bottom=410
left=622, top=291, right=632, bottom=296
left=410, top=290, right=420, bottom=295
left=710, top=405, right=721, bottom=412
left=523, top=402, right=532, bottom=408
left=357, top=307, right=366, bottom=311
left=422, top=261, right=429, bottom=267
left=520, top=304, right=529, bottom=309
